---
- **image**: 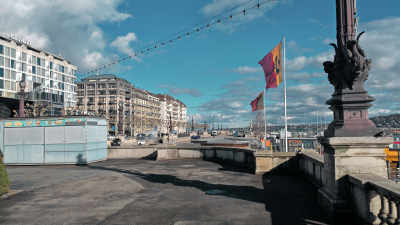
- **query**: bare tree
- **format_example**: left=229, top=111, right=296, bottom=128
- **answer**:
left=14, top=102, right=52, bottom=117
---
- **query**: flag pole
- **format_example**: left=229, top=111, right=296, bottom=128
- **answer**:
left=264, top=88, right=266, bottom=141
left=283, top=36, right=288, bottom=152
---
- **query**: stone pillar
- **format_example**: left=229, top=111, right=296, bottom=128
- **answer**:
left=254, top=151, right=273, bottom=175
left=317, top=136, right=393, bottom=218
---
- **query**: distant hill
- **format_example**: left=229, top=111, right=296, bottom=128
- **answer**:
left=370, top=114, right=400, bottom=127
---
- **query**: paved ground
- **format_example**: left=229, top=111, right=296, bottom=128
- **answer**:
left=0, top=159, right=351, bottom=225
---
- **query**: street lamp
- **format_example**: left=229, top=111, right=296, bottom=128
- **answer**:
left=117, top=101, right=124, bottom=135
left=18, top=77, right=26, bottom=117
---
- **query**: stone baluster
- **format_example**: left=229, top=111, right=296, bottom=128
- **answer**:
left=394, top=201, right=400, bottom=225
left=379, top=195, right=389, bottom=225
left=387, top=198, right=397, bottom=225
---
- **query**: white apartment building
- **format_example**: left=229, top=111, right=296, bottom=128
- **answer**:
left=0, top=34, right=77, bottom=108
left=156, top=94, right=187, bottom=133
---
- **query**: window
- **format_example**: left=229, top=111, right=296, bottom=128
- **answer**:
left=41, top=59, right=45, bottom=67
left=32, top=66, right=36, bottom=74
left=16, top=62, right=21, bottom=71
left=45, top=61, right=49, bottom=69
left=54, top=64, right=58, bottom=71
left=11, top=48, right=16, bottom=58
left=16, top=72, right=22, bottom=81
left=50, top=80, right=53, bottom=88
left=4, top=47, right=9, bottom=56
left=42, top=68, right=45, bottom=76
left=50, top=62, right=53, bottom=70
left=61, top=66, right=64, bottom=73
left=4, top=69, right=9, bottom=79
left=0, top=56, right=3, bottom=66
left=5, top=58, right=10, bottom=68
left=11, top=82, right=16, bottom=91
left=0, top=44, right=3, bottom=55
left=0, top=68, right=3, bottom=77
left=27, top=65, right=32, bottom=73
left=22, top=63, right=26, bottom=72
left=45, top=70, right=50, bottom=78
left=0, top=79, right=3, bottom=89
left=37, top=57, right=41, bottom=66
left=16, top=51, right=21, bottom=60
left=27, top=55, right=31, bottom=63
left=11, top=59, right=15, bottom=69
left=26, top=75, right=32, bottom=81
left=32, top=56, right=36, bottom=65
left=22, top=52, right=26, bottom=62
left=11, top=71, right=15, bottom=80
left=32, top=75, right=36, bottom=82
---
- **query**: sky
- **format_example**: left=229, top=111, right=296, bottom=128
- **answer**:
left=1, top=0, right=400, bottom=128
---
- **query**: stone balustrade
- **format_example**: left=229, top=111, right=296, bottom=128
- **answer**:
left=299, top=150, right=325, bottom=188
left=348, top=174, right=400, bottom=225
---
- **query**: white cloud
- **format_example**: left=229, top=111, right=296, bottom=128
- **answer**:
left=157, top=85, right=203, bottom=97
left=322, top=37, right=336, bottom=45
left=286, top=50, right=334, bottom=71
left=0, top=0, right=132, bottom=71
left=110, top=32, right=138, bottom=55
left=229, top=66, right=261, bottom=75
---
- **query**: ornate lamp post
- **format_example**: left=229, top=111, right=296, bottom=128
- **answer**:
left=117, top=101, right=124, bottom=135
left=317, top=0, right=393, bottom=219
left=169, top=113, right=173, bottom=134
left=191, top=117, right=194, bottom=132
left=18, top=77, right=26, bottom=117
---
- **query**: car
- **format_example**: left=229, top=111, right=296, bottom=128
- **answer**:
left=137, top=140, right=146, bottom=146
left=125, top=135, right=131, bottom=139
left=107, top=135, right=116, bottom=140
left=211, top=131, right=218, bottom=136
left=191, top=135, right=200, bottom=139
left=136, top=133, right=145, bottom=137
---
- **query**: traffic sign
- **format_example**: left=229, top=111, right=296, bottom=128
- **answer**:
left=112, top=126, right=115, bottom=131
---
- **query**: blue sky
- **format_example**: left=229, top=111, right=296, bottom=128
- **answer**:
left=2, top=0, right=400, bottom=127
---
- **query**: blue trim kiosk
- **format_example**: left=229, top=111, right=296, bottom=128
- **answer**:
left=0, top=116, right=107, bottom=165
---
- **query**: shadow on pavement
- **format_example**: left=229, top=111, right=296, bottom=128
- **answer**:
left=87, top=161, right=352, bottom=225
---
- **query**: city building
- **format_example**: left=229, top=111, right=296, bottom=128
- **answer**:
left=156, top=94, right=187, bottom=134
left=76, top=74, right=135, bottom=135
left=134, top=88, right=161, bottom=135
left=0, top=34, right=77, bottom=117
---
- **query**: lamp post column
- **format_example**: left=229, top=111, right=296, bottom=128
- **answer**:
left=18, top=77, right=26, bottom=117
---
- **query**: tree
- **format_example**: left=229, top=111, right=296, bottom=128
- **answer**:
left=13, top=102, right=52, bottom=117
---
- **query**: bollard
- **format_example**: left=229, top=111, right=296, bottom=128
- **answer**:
left=397, top=168, right=399, bottom=184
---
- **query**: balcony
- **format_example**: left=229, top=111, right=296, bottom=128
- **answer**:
left=98, top=101, right=106, bottom=105
left=87, top=101, right=95, bottom=105
left=109, top=100, right=117, bottom=104
left=125, top=89, right=132, bottom=93
left=125, top=102, right=130, bottom=106
left=77, top=101, right=84, bottom=105
left=125, top=95, right=132, bottom=99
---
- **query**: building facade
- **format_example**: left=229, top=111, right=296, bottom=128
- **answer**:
left=0, top=34, right=77, bottom=113
left=133, top=88, right=161, bottom=135
left=76, top=74, right=135, bottom=135
left=156, top=94, right=187, bottom=134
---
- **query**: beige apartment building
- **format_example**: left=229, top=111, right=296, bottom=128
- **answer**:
left=134, top=88, right=161, bottom=135
left=76, top=74, right=135, bottom=135
left=76, top=74, right=162, bottom=136
left=156, top=94, right=187, bottom=134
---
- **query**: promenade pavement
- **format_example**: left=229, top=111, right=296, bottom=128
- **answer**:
left=0, top=159, right=351, bottom=225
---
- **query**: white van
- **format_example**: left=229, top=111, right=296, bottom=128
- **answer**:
left=212, top=131, right=218, bottom=136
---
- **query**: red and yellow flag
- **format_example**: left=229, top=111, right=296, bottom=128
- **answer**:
left=250, top=91, right=264, bottom=112
left=258, top=42, right=282, bottom=90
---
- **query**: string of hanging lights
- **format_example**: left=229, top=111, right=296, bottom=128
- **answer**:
left=77, top=0, right=276, bottom=78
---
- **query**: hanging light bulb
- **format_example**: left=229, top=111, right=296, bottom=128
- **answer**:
left=104, top=66, right=105, bottom=68
left=148, top=49, right=149, bottom=52
left=109, top=64, right=110, bottom=67
left=273, top=0, right=275, bottom=2
left=162, top=43, right=164, bottom=47
left=218, top=20, right=220, bottom=25
left=124, top=58, right=125, bottom=61
left=187, top=33, right=189, bottom=37
left=178, top=36, right=180, bottom=40
left=230, top=15, right=232, bottom=20
left=155, top=46, right=157, bottom=49
left=141, top=51, right=143, bottom=54
left=135, top=54, right=137, bottom=56
left=129, top=56, right=131, bottom=59
left=243, top=10, right=246, bottom=15
left=257, top=4, right=260, bottom=9
left=170, top=40, right=172, bottom=44
left=197, top=29, right=199, bottom=33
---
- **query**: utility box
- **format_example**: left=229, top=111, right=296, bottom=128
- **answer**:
left=0, top=116, right=107, bottom=165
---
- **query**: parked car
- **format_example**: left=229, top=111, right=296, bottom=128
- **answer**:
left=125, top=135, right=131, bottom=139
left=191, top=135, right=200, bottom=139
left=136, top=133, right=145, bottom=137
left=211, top=131, right=218, bottom=136
left=107, top=135, right=116, bottom=140
left=137, top=140, right=146, bottom=146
